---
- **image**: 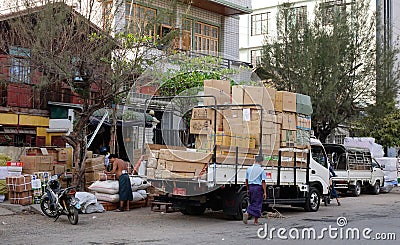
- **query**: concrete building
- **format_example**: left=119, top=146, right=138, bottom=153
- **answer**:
left=238, top=0, right=393, bottom=68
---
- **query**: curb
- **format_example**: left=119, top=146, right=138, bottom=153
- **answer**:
left=0, top=201, right=42, bottom=215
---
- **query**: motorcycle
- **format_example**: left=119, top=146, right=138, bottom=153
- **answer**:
left=40, top=173, right=81, bottom=225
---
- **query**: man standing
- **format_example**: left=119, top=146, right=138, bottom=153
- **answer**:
left=105, top=154, right=133, bottom=211
left=329, top=162, right=341, bottom=206
left=243, top=155, right=267, bottom=225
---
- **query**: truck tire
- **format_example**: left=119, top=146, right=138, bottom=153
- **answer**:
left=231, top=191, right=249, bottom=220
left=351, top=182, right=362, bottom=196
left=304, top=187, right=320, bottom=212
left=180, top=205, right=206, bottom=216
left=370, top=181, right=380, bottom=195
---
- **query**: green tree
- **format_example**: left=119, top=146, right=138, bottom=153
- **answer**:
left=257, top=0, right=398, bottom=142
left=0, top=0, right=178, bottom=188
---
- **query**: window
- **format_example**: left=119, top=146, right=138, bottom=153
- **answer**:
left=194, top=21, right=218, bottom=54
left=311, top=145, right=328, bottom=168
left=251, top=13, right=269, bottom=36
left=250, top=49, right=263, bottom=67
left=289, top=6, right=307, bottom=29
left=9, top=47, right=31, bottom=84
left=334, top=134, right=345, bottom=144
left=102, top=1, right=113, bottom=30
left=125, top=3, right=157, bottom=36
left=181, top=19, right=192, bottom=51
left=321, top=0, right=346, bottom=25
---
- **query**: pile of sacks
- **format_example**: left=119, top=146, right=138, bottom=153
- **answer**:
left=88, top=176, right=151, bottom=203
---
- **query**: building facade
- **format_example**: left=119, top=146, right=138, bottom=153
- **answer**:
left=0, top=0, right=252, bottom=148
left=238, top=0, right=388, bottom=68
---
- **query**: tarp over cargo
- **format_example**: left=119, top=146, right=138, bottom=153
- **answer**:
left=343, top=137, right=384, bottom=158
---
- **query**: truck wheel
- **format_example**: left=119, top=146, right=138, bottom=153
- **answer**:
left=370, top=181, right=380, bottom=195
left=304, top=187, right=320, bottom=212
left=231, top=191, right=249, bottom=220
left=352, top=182, right=362, bottom=196
left=180, top=205, right=206, bottom=216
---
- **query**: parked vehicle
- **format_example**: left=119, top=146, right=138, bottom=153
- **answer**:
left=141, top=92, right=329, bottom=219
left=323, top=144, right=384, bottom=196
left=40, top=173, right=80, bottom=225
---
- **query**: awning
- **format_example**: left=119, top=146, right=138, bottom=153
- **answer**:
left=188, top=0, right=252, bottom=15
left=46, top=128, right=69, bottom=133
left=1, top=128, right=36, bottom=134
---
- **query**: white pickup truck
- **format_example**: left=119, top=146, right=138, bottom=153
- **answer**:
left=323, top=144, right=384, bottom=196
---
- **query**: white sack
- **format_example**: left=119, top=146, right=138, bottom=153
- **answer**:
left=88, top=180, right=119, bottom=194
left=95, top=192, right=119, bottom=203
left=130, top=176, right=151, bottom=191
left=132, top=191, right=145, bottom=202
left=375, top=157, right=398, bottom=171
left=344, top=137, right=384, bottom=158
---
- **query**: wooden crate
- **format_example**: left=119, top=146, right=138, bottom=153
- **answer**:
left=99, top=201, right=118, bottom=211
left=99, top=199, right=148, bottom=211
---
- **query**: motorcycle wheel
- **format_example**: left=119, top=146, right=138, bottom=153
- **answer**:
left=67, top=204, right=79, bottom=225
left=40, top=196, right=57, bottom=218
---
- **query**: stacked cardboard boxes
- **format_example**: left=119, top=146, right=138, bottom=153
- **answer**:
left=21, top=147, right=70, bottom=176
left=6, top=175, right=32, bottom=205
left=191, top=80, right=313, bottom=168
left=151, top=149, right=211, bottom=179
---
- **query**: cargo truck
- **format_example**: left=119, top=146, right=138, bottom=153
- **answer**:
left=138, top=88, right=330, bottom=219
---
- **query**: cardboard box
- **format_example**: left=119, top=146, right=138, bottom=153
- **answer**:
left=53, top=164, right=66, bottom=174
left=276, top=91, right=296, bottom=112
left=146, top=168, right=155, bottom=178
left=282, top=113, right=297, bottom=130
left=38, top=162, right=53, bottom=171
left=296, top=115, right=312, bottom=130
left=164, top=161, right=206, bottom=172
left=147, top=158, right=158, bottom=168
left=296, top=129, right=311, bottom=148
left=223, top=118, right=244, bottom=133
left=190, top=119, right=212, bottom=134
left=85, top=171, right=97, bottom=182
left=195, top=135, right=213, bottom=151
left=6, top=175, right=32, bottom=192
left=265, top=87, right=276, bottom=110
left=98, top=172, right=116, bottom=181
left=197, top=132, right=231, bottom=148
left=57, top=149, right=68, bottom=162
left=158, top=149, right=212, bottom=163
left=243, top=85, right=264, bottom=107
left=192, top=108, right=214, bottom=120
left=233, top=86, right=276, bottom=112
left=215, top=155, right=254, bottom=165
left=21, top=156, right=55, bottom=170
left=232, top=85, right=245, bottom=104
left=203, top=80, right=231, bottom=105
left=9, top=190, right=32, bottom=205
left=281, top=130, right=297, bottom=147
left=231, top=134, right=256, bottom=149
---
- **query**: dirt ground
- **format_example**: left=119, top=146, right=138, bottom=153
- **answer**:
left=0, top=188, right=399, bottom=245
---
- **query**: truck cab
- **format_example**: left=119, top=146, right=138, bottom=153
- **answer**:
left=323, top=144, right=384, bottom=196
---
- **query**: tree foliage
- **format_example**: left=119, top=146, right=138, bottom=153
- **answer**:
left=0, top=0, right=177, bottom=188
left=257, top=0, right=390, bottom=142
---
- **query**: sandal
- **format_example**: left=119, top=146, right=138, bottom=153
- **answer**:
left=115, top=208, right=124, bottom=212
left=254, top=222, right=264, bottom=226
left=242, top=213, right=249, bottom=224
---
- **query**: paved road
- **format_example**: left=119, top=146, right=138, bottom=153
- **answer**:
left=0, top=188, right=399, bottom=245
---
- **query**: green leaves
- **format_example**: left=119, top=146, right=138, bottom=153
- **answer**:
left=257, top=0, right=392, bottom=142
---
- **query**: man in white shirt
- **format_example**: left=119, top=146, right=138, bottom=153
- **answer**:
left=243, top=155, right=267, bottom=225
